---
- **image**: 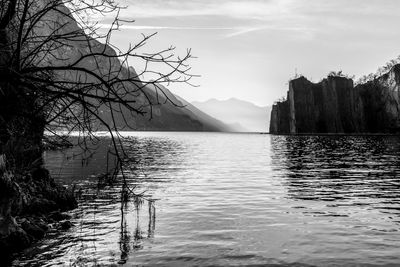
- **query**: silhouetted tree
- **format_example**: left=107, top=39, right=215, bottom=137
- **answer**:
left=355, top=56, right=400, bottom=85
left=0, top=0, right=194, bottom=175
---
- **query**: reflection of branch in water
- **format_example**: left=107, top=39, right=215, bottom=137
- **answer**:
left=148, top=200, right=156, bottom=238
left=118, top=202, right=131, bottom=265
left=132, top=194, right=144, bottom=250
left=117, top=184, right=157, bottom=263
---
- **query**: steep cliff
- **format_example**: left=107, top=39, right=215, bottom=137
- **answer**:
left=357, top=64, right=400, bottom=133
left=269, top=99, right=290, bottom=134
left=270, top=65, right=400, bottom=134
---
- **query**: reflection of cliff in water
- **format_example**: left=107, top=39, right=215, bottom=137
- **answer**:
left=271, top=135, right=400, bottom=207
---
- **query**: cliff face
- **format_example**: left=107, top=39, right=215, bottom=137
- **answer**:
left=358, top=65, right=400, bottom=133
left=270, top=65, right=400, bottom=134
left=269, top=100, right=290, bottom=134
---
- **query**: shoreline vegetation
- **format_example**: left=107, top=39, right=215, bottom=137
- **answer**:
left=0, top=165, right=77, bottom=262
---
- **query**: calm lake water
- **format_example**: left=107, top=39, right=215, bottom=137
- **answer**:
left=14, top=132, right=400, bottom=266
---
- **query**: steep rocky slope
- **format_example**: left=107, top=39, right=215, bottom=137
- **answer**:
left=15, top=0, right=230, bottom=132
left=270, top=65, right=400, bottom=134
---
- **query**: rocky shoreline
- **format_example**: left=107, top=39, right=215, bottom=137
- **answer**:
left=0, top=167, right=77, bottom=264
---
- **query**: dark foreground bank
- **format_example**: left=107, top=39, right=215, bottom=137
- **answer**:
left=0, top=167, right=76, bottom=264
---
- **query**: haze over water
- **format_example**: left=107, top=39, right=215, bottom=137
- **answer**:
left=14, top=132, right=400, bottom=266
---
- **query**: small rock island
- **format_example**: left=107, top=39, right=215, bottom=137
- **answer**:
left=270, top=65, right=400, bottom=134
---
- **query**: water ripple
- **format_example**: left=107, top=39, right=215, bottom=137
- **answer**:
left=13, top=133, right=400, bottom=266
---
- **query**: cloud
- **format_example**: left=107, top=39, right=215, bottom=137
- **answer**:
left=118, top=0, right=295, bottom=20
left=223, top=27, right=267, bottom=38
left=98, top=23, right=277, bottom=39
left=115, top=0, right=400, bottom=27
left=97, top=24, right=237, bottom=31
left=98, top=23, right=287, bottom=40
left=101, top=0, right=399, bottom=49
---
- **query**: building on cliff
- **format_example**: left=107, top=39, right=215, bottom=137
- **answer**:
left=270, top=65, right=400, bottom=134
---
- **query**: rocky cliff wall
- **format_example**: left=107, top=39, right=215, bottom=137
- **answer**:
left=270, top=65, right=400, bottom=134
left=269, top=99, right=290, bottom=134
left=357, top=65, right=400, bottom=133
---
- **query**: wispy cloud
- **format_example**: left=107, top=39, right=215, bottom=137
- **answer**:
left=98, top=23, right=284, bottom=40
left=115, top=0, right=400, bottom=28
left=222, top=25, right=317, bottom=40
left=108, top=0, right=313, bottom=40
left=223, top=27, right=267, bottom=38
left=98, top=23, right=276, bottom=39
left=118, top=0, right=295, bottom=20
left=97, top=24, right=238, bottom=31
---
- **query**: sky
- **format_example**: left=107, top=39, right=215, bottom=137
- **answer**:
left=99, top=0, right=400, bottom=106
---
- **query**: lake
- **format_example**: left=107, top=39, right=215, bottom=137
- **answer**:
left=13, top=132, right=400, bottom=266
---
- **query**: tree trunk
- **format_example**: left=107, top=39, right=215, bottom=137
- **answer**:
left=0, top=28, right=45, bottom=174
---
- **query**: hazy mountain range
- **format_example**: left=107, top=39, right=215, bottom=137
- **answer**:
left=100, top=82, right=270, bottom=133
left=99, top=85, right=235, bottom=132
left=192, top=98, right=271, bottom=132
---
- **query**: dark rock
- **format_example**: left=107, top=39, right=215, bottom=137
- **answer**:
left=49, top=211, right=71, bottom=221
left=0, top=168, right=77, bottom=261
left=27, top=198, right=58, bottom=215
left=59, top=220, right=73, bottom=230
left=21, top=220, right=45, bottom=240
left=270, top=99, right=290, bottom=134
left=31, top=168, right=49, bottom=182
left=0, top=219, right=30, bottom=263
left=36, top=219, right=49, bottom=232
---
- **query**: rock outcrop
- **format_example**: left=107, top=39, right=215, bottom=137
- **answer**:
left=270, top=65, right=400, bottom=134
left=270, top=99, right=290, bottom=134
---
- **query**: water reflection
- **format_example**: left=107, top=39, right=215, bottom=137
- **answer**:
left=271, top=135, right=400, bottom=217
left=14, top=133, right=400, bottom=266
left=148, top=200, right=156, bottom=238
left=118, top=195, right=156, bottom=265
left=14, top=135, right=184, bottom=266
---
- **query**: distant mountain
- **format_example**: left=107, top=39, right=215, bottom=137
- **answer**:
left=99, top=85, right=234, bottom=132
left=192, top=98, right=271, bottom=132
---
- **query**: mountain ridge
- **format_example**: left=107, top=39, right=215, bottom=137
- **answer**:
left=26, top=2, right=232, bottom=132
